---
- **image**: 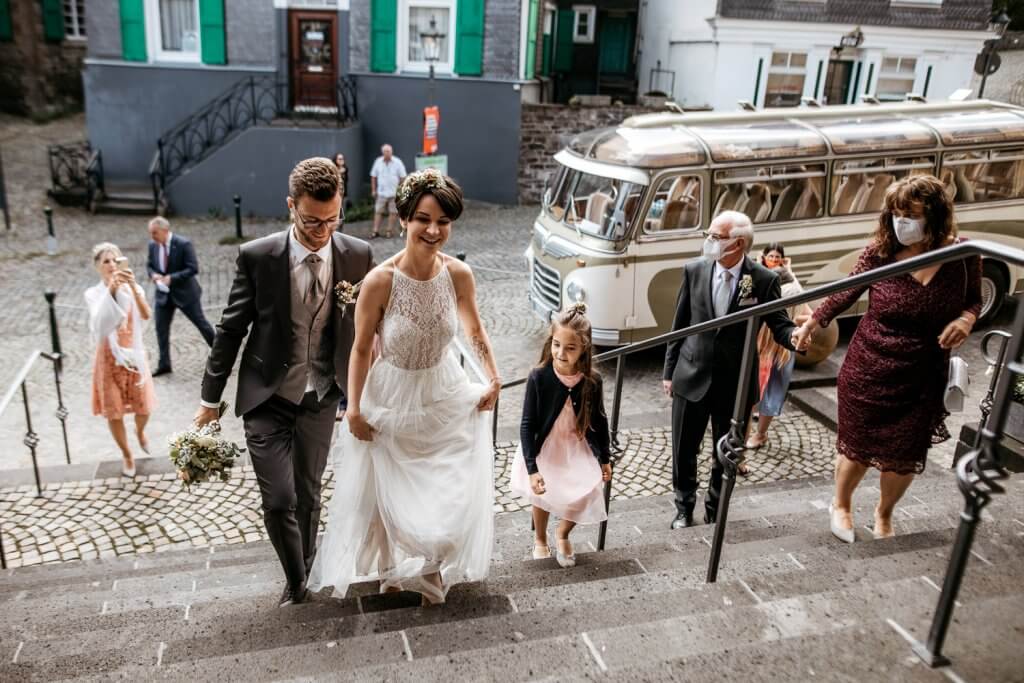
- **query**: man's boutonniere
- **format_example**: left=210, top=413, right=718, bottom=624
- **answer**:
left=334, top=280, right=361, bottom=317
left=738, top=274, right=754, bottom=301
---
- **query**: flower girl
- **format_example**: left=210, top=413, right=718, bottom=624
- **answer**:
left=511, top=303, right=612, bottom=567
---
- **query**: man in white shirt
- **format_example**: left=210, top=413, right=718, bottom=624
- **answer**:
left=369, top=144, right=407, bottom=239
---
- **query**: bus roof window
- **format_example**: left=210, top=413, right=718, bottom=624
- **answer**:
left=812, top=116, right=937, bottom=155
left=919, top=109, right=1024, bottom=146
left=689, top=121, right=827, bottom=163
left=589, top=126, right=707, bottom=167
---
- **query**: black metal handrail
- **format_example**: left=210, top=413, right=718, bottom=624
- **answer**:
left=47, top=141, right=93, bottom=206
left=85, top=148, right=105, bottom=212
left=150, top=75, right=359, bottom=212
left=490, top=238, right=1022, bottom=668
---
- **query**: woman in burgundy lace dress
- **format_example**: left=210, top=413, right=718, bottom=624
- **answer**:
left=793, top=176, right=981, bottom=542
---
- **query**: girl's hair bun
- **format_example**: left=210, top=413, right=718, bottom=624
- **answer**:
left=566, top=301, right=588, bottom=317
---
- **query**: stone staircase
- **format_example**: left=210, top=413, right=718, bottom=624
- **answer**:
left=1, top=470, right=1021, bottom=682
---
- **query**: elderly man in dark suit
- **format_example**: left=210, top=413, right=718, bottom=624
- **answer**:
left=662, top=210, right=800, bottom=529
left=146, top=217, right=216, bottom=376
left=195, top=158, right=373, bottom=607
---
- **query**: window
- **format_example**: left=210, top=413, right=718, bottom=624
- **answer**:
left=398, top=0, right=455, bottom=73
left=942, top=149, right=1024, bottom=204
left=644, top=175, right=702, bottom=234
left=572, top=5, right=595, bottom=44
left=552, top=169, right=643, bottom=240
left=831, top=156, right=935, bottom=215
left=764, top=51, right=807, bottom=108
left=63, top=0, right=85, bottom=40
left=876, top=56, right=917, bottom=101
left=714, top=164, right=825, bottom=223
left=145, top=0, right=200, bottom=62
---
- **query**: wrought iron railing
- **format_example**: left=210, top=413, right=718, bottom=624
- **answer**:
left=85, top=148, right=105, bottom=212
left=486, top=239, right=1021, bottom=668
left=149, top=75, right=359, bottom=212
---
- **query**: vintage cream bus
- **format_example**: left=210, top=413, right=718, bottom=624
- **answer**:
left=526, top=100, right=1024, bottom=346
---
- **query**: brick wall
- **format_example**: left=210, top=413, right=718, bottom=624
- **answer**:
left=518, top=102, right=661, bottom=203
left=0, top=0, right=86, bottom=117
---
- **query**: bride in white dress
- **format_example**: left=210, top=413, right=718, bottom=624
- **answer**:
left=308, top=170, right=501, bottom=604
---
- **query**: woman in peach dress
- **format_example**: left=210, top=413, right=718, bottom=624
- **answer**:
left=86, top=242, right=156, bottom=477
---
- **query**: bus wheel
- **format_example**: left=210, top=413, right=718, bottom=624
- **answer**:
left=979, top=261, right=1008, bottom=324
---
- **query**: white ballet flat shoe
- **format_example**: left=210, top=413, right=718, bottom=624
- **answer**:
left=554, top=540, right=576, bottom=568
left=532, top=544, right=551, bottom=560
left=829, top=503, right=855, bottom=544
left=121, top=463, right=137, bottom=478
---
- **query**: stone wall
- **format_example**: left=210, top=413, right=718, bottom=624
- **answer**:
left=0, top=0, right=86, bottom=117
left=483, top=0, right=521, bottom=80
left=518, top=103, right=661, bottom=204
left=226, top=0, right=276, bottom=66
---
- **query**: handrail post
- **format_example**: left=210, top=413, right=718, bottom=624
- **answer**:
left=233, top=194, right=244, bottom=239
left=911, top=292, right=1020, bottom=666
left=491, top=394, right=500, bottom=447
left=0, top=521, right=6, bottom=569
left=706, top=315, right=759, bottom=583
left=21, top=382, right=42, bottom=497
left=52, top=357, right=70, bottom=465
left=44, top=291, right=62, bottom=374
left=596, top=354, right=626, bottom=551
left=44, top=206, right=56, bottom=256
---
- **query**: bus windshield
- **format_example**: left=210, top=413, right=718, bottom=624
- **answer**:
left=548, top=167, right=644, bottom=241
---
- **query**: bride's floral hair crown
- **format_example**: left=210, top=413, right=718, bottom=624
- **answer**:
left=395, top=169, right=464, bottom=221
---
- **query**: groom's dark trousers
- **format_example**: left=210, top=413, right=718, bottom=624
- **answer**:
left=244, top=387, right=340, bottom=588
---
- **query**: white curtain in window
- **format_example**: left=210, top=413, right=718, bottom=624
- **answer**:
left=160, top=0, right=198, bottom=52
left=407, top=7, right=450, bottom=63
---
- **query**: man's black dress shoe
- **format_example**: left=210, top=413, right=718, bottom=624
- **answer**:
left=278, top=583, right=310, bottom=607
left=670, top=512, right=695, bottom=529
left=152, top=367, right=172, bottom=377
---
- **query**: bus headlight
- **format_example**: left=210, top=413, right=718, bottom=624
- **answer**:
left=566, top=281, right=586, bottom=303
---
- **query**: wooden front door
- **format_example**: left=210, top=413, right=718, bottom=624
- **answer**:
left=823, top=60, right=854, bottom=106
left=289, top=11, right=338, bottom=110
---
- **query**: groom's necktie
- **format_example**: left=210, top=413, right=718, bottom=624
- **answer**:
left=304, top=253, right=323, bottom=310
left=714, top=269, right=733, bottom=318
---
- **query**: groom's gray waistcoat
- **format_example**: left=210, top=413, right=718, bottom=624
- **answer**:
left=201, top=229, right=375, bottom=417
left=278, top=274, right=335, bottom=404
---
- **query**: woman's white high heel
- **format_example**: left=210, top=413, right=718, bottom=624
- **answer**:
left=829, top=503, right=855, bottom=543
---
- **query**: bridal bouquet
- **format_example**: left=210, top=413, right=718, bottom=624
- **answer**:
left=168, top=407, right=243, bottom=490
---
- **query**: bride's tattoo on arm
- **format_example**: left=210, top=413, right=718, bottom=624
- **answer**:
left=471, top=335, right=491, bottom=363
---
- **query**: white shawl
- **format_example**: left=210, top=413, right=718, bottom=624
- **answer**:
left=85, top=281, right=150, bottom=386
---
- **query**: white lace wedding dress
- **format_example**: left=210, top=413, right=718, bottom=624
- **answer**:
left=307, top=262, right=494, bottom=603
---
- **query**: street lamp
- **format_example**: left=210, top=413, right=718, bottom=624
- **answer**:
left=978, top=7, right=1011, bottom=99
left=420, top=15, right=445, bottom=105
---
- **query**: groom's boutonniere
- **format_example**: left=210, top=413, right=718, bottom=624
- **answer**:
left=334, top=280, right=361, bottom=317
left=737, top=274, right=754, bottom=302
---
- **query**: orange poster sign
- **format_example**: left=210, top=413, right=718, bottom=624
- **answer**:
left=423, top=106, right=440, bottom=155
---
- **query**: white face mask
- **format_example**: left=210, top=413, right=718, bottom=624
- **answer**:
left=703, top=236, right=738, bottom=262
left=892, top=216, right=925, bottom=246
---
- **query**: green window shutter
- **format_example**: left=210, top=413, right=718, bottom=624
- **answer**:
left=524, top=0, right=538, bottom=78
left=370, top=0, right=397, bottom=73
left=41, top=0, right=64, bottom=42
left=199, top=0, right=226, bottom=65
left=553, top=9, right=574, bottom=72
left=454, top=0, right=484, bottom=77
left=0, top=0, right=13, bottom=42
left=120, top=0, right=147, bottom=62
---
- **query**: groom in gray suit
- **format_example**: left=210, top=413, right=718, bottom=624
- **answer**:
left=195, top=157, right=374, bottom=606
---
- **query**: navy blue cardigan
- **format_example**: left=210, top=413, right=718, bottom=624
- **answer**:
left=519, top=362, right=612, bottom=475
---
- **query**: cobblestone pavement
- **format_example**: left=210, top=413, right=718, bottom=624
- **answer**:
left=0, top=113, right=1016, bottom=569
left=0, top=412, right=834, bottom=567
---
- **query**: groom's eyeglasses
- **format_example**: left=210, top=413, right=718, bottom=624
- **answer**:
left=294, top=207, right=345, bottom=232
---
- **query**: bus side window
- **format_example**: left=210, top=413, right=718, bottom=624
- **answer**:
left=714, top=164, right=824, bottom=223
left=644, top=175, right=702, bottom=233
left=831, top=157, right=935, bottom=215
left=944, top=149, right=1024, bottom=203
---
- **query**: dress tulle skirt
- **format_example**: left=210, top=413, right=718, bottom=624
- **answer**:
left=307, top=350, right=494, bottom=603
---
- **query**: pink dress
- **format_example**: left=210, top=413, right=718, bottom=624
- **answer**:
left=511, top=370, right=607, bottom=524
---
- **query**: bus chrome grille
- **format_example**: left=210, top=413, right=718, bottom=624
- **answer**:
left=531, top=258, right=561, bottom=312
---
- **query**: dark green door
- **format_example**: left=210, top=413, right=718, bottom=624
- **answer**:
left=598, top=15, right=633, bottom=75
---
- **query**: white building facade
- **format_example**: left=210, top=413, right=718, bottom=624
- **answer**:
left=638, top=0, right=996, bottom=111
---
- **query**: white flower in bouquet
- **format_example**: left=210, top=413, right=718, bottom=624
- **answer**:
left=168, top=409, right=243, bottom=490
